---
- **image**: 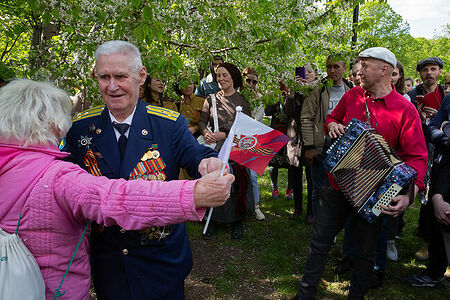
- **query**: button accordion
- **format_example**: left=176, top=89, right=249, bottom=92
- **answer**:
left=324, top=119, right=416, bottom=223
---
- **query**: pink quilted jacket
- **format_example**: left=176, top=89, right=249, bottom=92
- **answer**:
left=0, top=140, right=205, bottom=299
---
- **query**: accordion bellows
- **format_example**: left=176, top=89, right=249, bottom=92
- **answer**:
left=324, top=119, right=416, bottom=223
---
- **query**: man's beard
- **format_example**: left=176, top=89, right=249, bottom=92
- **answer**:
left=423, top=77, right=437, bottom=89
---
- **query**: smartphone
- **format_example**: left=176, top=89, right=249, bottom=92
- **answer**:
left=295, top=67, right=306, bottom=79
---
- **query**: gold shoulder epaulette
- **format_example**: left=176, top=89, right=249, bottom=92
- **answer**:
left=72, top=105, right=105, bottom=122
left=146, top=105, right=180, bottom=121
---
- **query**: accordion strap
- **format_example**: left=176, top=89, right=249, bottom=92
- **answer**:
left=364, top=96, right=371, bottom=125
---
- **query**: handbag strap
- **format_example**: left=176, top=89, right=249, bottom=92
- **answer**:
left=53, top=222, right=90, bottom=299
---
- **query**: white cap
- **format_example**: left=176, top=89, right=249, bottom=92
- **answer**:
left=357, top=47, right=397, bottom=68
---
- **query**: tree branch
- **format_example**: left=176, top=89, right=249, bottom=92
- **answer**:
left=167, top=38, right=272, bottom=54
left=1, top=32, right=22, bottom=61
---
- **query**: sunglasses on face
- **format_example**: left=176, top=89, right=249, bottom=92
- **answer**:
left=245, top=78, right=258, bottom=85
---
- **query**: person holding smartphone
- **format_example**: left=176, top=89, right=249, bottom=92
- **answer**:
left=278, top=64, right=317, bottom=220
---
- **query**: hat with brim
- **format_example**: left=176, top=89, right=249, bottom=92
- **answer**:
left=416, top=57, right=443, bottom=72
left=357, top=47, right=397, bottom=68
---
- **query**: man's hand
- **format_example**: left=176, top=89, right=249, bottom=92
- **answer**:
left=381, top=185, right=418, bottom=217
left=432, top=194, right=450, bottom=226
left=423, top=106, right=438, bottom=119
left=380, top=194, right=410, bottom=217
left=194, top=170, right=235, bottom=208
left=417, top=104, right=427, bottom=124
left=198, top=157, right=228, bottom=176
left=304, top=149, right=318, bottom=165
left=327, top=122, right=345, bottom=139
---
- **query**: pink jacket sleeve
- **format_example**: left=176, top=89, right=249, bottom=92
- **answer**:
left=52, top=162, right=206, bottom=229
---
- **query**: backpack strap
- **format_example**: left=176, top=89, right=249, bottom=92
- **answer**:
left=15, top=210, right=23, bottom=235
left=53, top=222, right=90, bottom=299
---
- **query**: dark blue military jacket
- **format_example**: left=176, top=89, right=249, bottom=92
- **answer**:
left=62, top=100, right=217, bottom=299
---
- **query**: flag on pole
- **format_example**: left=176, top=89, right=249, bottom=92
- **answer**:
left=218, top=106, right=289, bottom=175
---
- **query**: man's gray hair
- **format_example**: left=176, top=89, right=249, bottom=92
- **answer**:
left=0, top=79, right=72, bottom=147
left=95, top=40, right=143, bottom=72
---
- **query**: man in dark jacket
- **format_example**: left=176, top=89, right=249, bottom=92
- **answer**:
left=408, top=93, right=450, bottom=287
left=408, top=57, right=445, bottom=111
left=408, top=57, right=445, bottom=263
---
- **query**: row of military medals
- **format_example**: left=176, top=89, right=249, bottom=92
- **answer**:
left=133, top=145, right=171, bottom=244
left=129, top=144, right=167, bottom=181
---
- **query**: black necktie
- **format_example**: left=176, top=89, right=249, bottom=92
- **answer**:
left=113, top=122, right=130, bottom=158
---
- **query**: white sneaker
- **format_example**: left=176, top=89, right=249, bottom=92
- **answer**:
left=255, top=205, right=265, bottom=220
left=387, top=240, right=398, bottom=261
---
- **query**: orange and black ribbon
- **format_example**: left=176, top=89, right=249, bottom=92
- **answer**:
left=83, top=149, right=102, bottom=177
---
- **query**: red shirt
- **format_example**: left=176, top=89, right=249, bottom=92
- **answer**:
left=435, top=86, right=443, bottom=104
left=324, top=86, right=428, bottom=191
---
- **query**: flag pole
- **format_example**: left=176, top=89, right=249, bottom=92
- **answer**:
left=202, top=106, right=242, bottom=235
left=202, top=162, right=227, bottom=235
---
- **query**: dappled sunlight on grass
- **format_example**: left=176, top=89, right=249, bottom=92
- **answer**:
left=186, top=166, right=449, bottom=299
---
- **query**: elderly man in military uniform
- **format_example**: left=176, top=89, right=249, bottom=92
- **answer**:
left=62, top=40, right=223, bottom=299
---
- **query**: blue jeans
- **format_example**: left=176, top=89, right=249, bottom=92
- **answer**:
left=297, top=185, right=384, bottom=300
left=247, top=169, right=260, bottom=211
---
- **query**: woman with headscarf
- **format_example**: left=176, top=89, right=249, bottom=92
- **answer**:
left=0, top=79, right=234, bottom=299
left=198, top=62, right=251, bottom=239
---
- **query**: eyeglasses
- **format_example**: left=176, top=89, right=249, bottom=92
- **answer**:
left=245, top=78, right=258, bottom=85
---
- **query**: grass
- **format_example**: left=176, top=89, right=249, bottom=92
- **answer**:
left=185, top=167, right=449, bottom=299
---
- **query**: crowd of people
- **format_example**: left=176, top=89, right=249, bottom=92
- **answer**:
left=0, top=40, right=449, bottom=300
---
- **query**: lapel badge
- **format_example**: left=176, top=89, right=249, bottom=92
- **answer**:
left=142, top=129, right=148, bottom=136
left=96, top=128, right=102, bottom=134
left=78, top=135, right=92, bottom=148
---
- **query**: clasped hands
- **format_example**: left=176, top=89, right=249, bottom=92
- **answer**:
left=194, top=157, right=234, bottom=208
left=203, top=130, right=226, bottom=144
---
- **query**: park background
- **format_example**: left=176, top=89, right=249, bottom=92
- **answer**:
left=1, top=0, right=449, bottom=299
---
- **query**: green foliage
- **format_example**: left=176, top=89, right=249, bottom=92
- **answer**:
left=0, top=0, right=448, bottom=100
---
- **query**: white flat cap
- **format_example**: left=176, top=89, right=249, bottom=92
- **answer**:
left=357, top=47, right=397, bottom=68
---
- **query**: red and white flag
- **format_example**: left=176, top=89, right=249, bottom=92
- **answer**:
left=218, top=106, right=289, bottom=175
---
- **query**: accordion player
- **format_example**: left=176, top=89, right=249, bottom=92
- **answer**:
left=324, top=118, right=417, bottom=223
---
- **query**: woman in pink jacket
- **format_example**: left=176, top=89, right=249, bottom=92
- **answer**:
left=0, top=79, right=234, bottom=299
